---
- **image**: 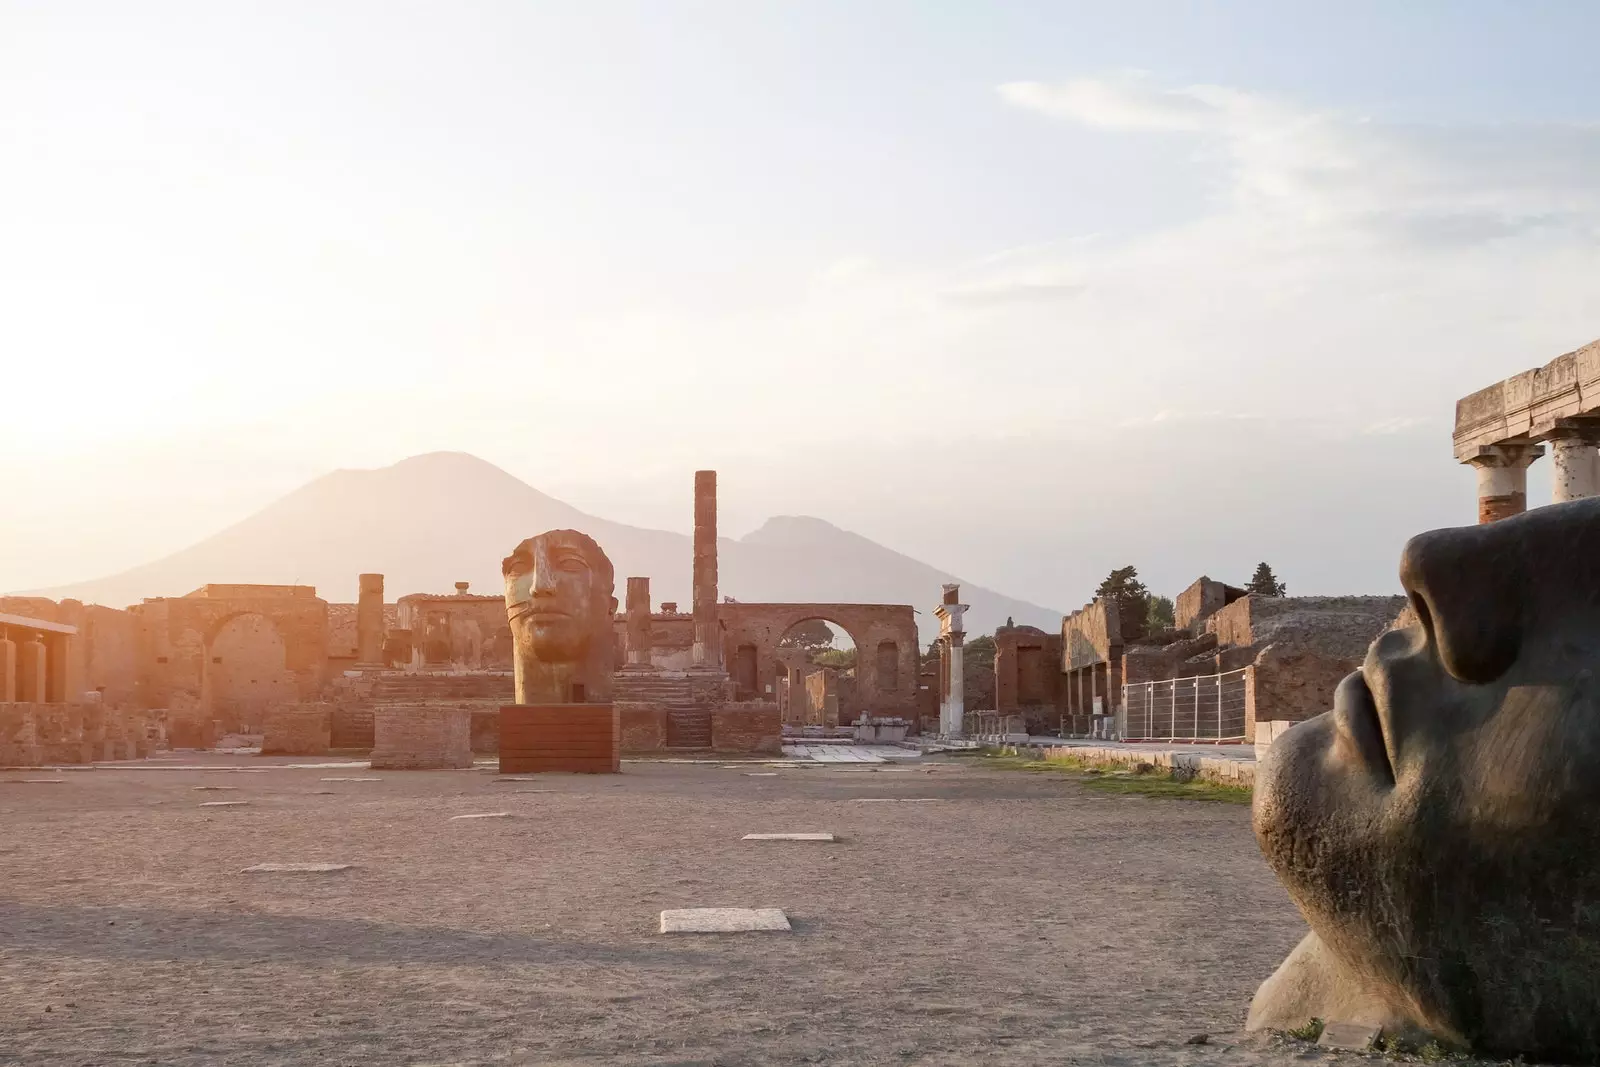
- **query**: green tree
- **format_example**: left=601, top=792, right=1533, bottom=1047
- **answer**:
left=779, top=619, right=836, bottom=651
left=1096, top=566, right=1151, bottom=641
left=1246, top=562, right=1287, bottom=597
left=1146, top=595, right=1175, bottom=633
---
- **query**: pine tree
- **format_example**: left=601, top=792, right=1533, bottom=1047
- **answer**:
left=1246, top=562, right=1287, bottom=597
left=1096, top=565, right=1151, bottom=640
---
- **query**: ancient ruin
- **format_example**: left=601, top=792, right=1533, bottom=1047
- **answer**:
left=1454, top=337, right=1600, bottom=521
left=1250, top=498, right=1600, bottom=1060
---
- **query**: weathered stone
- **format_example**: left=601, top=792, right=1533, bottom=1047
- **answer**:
left=260, top=702, right=332, bottom=756
left=242, top=862, right=351, bottom=873
left=1318, top=1021, right=1381, bottom=1051
left=741, top=833, right=834, bottom=841
left=448, top=812, right=510, bottom=820
left=659, top=907, right=791, bottom=933
left=370, top=707, right=472, bottom=770
left=1250, top=498, right=1600, bottom=1061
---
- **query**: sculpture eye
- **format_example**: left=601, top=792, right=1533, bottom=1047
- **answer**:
left=557, top=552, right=589, bottom=574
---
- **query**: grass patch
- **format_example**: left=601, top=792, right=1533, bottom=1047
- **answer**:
left=1287, top=1018, right=1325, bottom=1041
left=975, top=751, right=1252, bottom=804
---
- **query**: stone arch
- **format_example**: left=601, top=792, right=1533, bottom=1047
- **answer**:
left=202, top=611, right=295, bottom=734
left=718, top=603, right=920, bottom=719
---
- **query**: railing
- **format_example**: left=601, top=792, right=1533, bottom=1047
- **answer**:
left=1121, top=667, right=1248, bottom=742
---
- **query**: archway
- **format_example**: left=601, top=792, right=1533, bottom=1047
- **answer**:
left=768, top=619, right=857, bottom=725
left=205, top=612, right=295, bottom=734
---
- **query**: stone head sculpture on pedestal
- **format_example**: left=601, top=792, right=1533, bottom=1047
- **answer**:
left=501, top=530, right=617, bottom=705
left=1250, top=498, right=1600, bottom=1060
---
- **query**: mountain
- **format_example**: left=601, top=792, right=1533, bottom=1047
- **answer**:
left=32, top=452, right=1060, bottom=636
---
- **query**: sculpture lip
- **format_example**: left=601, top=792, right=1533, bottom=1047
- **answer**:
left=1333, top=670, right=1395, bottom=785
left=506, top=601, right=569, bottom=623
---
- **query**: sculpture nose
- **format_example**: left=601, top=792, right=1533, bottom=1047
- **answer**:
left=1399, top=510, right=1533, bottom=685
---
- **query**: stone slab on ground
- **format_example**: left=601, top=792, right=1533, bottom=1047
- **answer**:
left=321, top=777, right=381, bottom=782
left=1318, top=1022, right=1381, bottom=1050
left=850, top=798, right=940, bottom=803
left=193, top=785, right=239, bottom=791
left=659, top=907, right=792, bottom=933
left=741, top=833, right=835, bottom=842
left=449, top=812, right=511, bottom=820
left=241, top=863, right=352, bottom=874
left=199, top=801, right=249, bottom=808
left=744, top=772, right=778, bottom=777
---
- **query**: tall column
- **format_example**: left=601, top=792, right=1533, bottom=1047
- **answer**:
left=45, top=633, right=71, bottom=703
left=356, top=573, right=385, bottom=666
left=625, top=576, right=653, bottom=667
left=1547, top=425, right=1600, bottom=504
left=1466, top=442, right=1544, bottom=523
left=0, top=634, right=15, bottom=702
left=934, top=583, right=968, bottom=737
left=16, top=636, right=46, bottom=702
left=692, top=470, right=722, bottom=669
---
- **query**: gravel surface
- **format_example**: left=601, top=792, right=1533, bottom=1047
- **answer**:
left=0, top=753, right=1392, bottom=1066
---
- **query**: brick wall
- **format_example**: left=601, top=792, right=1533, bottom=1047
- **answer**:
left=330, top=702, right=375, bottom=749
left=1249, top=647, right=1356, bottom=728
left=0, top=703, right=156, bottom=766
left=370, top=707, right=473, bottom=770
left=499, top=704, right=620, bottom=773
left=618, top=702, right=666, bottom=751
left=711, top=702, right=782, bottom=754
left=261, top=703, right=332, bottom=756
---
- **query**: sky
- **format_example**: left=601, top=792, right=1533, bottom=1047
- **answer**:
left=4, top=1, right=1600, bottom=610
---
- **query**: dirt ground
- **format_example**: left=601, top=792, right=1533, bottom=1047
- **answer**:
left=0, top=753, right=1383, bottom=1065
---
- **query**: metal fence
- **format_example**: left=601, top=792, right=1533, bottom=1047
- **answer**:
left=1121, top=667, right=1249, bottom=742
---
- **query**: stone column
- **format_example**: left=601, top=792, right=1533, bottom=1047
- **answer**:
left=934, top=583, right=968, bottom=737
left=16, top=636, right=46, bottom=702
left=356, top=573, right=385, bottom=666
left=45, top=633, right=71, bottom=703
left=692, top=470, right=721, bottom=669
left=0, top=634, right=15, bottom=702
left=1547, top=426, right=1600, bottom=504
left=625, top=577, right=653, bottom=666
left=1467, top=442, right=1544, bottom=523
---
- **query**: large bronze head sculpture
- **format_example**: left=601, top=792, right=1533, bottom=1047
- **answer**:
left=501, top=530, right=616, bottom=705
left=1251, top=498, right=1600, bottom=1060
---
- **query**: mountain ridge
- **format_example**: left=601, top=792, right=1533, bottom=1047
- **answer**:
left=30, top=452, right=1061, bottom=635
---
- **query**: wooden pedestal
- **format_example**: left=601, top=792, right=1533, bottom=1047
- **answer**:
left=499, top=704, right=620, bottom=774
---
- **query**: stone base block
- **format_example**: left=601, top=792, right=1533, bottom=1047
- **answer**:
left=711, top=702, right=782, bottom=754
left=470, top=707, right=500, bottom=754
left=371, top=707, right=473, bottom=770
left=261, top=703, right=333, bottom=756
left=499, top=704, right=620, bottom=774
left=618, top=702, right=667, bottom=752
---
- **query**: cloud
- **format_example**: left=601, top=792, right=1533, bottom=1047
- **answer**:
left=938, top=281, right=1087, bottom=309
left=998, top=75, right=1600, bottom=251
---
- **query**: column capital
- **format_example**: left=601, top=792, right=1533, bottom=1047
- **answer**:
left=1465, top=441, right=1545, bottom=470
left=1541, top=418, right=1600, bottom=445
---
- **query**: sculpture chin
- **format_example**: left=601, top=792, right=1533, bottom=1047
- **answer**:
left=1247, top=932, right=1436, bottom=1047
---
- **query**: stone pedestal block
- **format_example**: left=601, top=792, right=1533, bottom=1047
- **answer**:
left=261, top=703, right=333, bottom=756
left=499, top=704, right=620, bottom=773
left=618, top=701, right=667, bottom=752
left=711, top=702, right=782, bottom=754
left=371, top=707, right=473, bottom=770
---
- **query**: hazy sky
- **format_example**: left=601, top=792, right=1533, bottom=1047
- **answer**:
left=5, top=2, right=1600, bottom=609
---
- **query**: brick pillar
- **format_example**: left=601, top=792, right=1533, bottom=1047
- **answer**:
left=16, top=637, right=46, bottom=702
left=1548, top=426, right=1600, bottom=504
left=0, top=636, right=14, bottom=702
left=357, top=573, right=385, bottom=665
left=625, top=577, right=653, bottom=666
left=692, top=470, right=721, bottom=669
left=1467, top=442, right=1543, bottom=523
